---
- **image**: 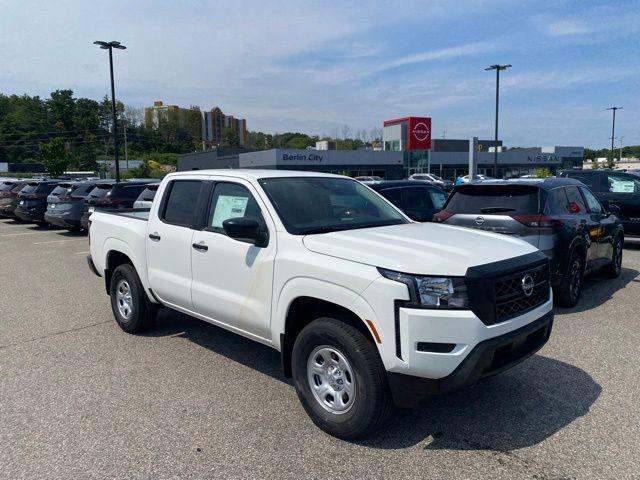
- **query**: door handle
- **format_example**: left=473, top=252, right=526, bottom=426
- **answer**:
left=192, top=242, right=208, bottom=252
left=148, top=233, right=161, bottom=241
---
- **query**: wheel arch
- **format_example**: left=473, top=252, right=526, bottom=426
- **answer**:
left=275, top=279, right=381, bottom=378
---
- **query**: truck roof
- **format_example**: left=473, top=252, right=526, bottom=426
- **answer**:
left=169, top=169, right=348, bottom=181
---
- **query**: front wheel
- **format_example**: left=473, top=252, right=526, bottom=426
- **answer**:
left=109, top=263, right=157, bottom=333
left=291, top=317, right=393, bottom=439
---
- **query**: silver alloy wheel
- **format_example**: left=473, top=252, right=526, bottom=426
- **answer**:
left=116, top=279, right=134, bottom=320
left=307, top=345, right=356, bottom=414
left=570, top=258, right=582, bottom=301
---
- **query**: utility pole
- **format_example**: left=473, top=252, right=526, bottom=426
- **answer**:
left=123, top=124, right=129, bottom=171
left=606, top=106, right=622, bottom=167
left=94, top=40, right=127, bottom=182
left=619, top=135, right=624, bottom=162
left=485, top=64, right=511, bottom=178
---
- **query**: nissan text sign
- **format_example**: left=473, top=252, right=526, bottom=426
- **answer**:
left=383, top=116, right=432, bottom=150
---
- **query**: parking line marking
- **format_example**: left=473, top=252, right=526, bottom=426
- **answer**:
left=0, top=231, right=53, bottom=237
left=33, top=238, right=87, bottom=245
left=74, top=250, right=90, bottom=255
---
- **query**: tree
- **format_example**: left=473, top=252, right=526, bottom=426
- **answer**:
left=220, top=126, right=240, bottom=148
left=39, top=137, right=70, bottom=177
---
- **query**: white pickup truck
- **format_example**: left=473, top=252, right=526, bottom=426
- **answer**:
left=88, top=170, right=554, bottom=439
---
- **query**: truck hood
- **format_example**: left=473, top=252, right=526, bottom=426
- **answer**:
left=302, top=222, right=538, bottom=276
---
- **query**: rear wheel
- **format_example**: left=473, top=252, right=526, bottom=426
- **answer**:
left=556, top=249, right=585, bottom=308
left=603, top=235, right=623, bottom=278
left=109, top=263, right=157, bottom=333
left=291, top=317, right=393, bottom=439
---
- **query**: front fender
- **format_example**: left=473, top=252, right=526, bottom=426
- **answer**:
left=272, top=277, right=379, bottom=349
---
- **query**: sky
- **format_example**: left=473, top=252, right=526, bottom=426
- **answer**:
left=0, top=0, right=638, bottom=148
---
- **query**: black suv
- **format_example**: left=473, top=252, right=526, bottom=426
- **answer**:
left=80, top=181, right=153, bottom=229
left=14, top=180, right=60, bottom=223
left=559, top=169, right=640, bottom=236
left=436, top=178, right=624, bottom=307
left=365, top=180, right=447, bottom=221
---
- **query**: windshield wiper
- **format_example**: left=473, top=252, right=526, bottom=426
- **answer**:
left=480, top=207, right=516, bottom=213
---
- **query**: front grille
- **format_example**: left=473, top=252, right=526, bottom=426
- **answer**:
left=493, top=263, right=550, bottom=322
left=465, top=253, right=551, bottom=326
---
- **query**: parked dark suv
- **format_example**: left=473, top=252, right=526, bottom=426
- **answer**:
left=435, top=178, right=624, bottom=307
left=366, top=180, right=447, bottom=221
left=45, top=180, right=98, bottom=231
left=0, top=179, right=30, bottom=218
left=80, top=181, right=153, bottom=230
left=559, top=169, right=640, bottom=237
left=14, top=180, right=60, bottom=223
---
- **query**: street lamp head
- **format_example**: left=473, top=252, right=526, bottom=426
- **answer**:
left=93, top=40, right=127, bottom=50
left=485, top=64, right=512, bottom=71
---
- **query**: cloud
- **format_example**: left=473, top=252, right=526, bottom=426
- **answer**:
left=542, top=20, right=592, bottom=37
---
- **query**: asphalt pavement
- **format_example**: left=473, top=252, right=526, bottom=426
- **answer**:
left=1, top=217, right=639, bottom=479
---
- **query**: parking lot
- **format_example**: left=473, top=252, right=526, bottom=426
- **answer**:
left=1, top=218, right=639, bottom=479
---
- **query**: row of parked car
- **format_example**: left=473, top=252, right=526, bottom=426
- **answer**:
left=361, top=168, right=640, bottom=308
left=0, top=178, right=160, bottom=231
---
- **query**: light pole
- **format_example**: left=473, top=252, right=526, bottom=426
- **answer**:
left=606, top=106, right=622, bottom=166
left=94, top=40, right=126, bottom=182
left=485, top=64, right=511, bottom=178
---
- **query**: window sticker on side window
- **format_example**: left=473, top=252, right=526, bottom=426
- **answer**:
left=609, top=178, right=635, bottom=193
left=211, top=195, right=249, bottom=228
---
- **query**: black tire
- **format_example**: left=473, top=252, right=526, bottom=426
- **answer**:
left=291, top=317, right=394, bottom=439
left=555, top=249, right=585, bottom=308
left=603, top=234, right=623, bottom=278
left=109, top=263, right=157, bottom=333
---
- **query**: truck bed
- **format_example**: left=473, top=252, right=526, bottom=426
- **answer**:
left=88, top=208, right=152, bottom=291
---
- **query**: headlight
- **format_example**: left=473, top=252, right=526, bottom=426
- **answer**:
left=378, top=268, right=469, bottom=309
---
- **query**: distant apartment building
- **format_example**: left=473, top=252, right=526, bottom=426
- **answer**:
left=201, top=107, right=247, bottom=147
left=144, top=101, right=248, bottom=147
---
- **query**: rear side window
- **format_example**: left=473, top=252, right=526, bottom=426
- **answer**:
left=162, top=181, right=202, bottom=227
left=580, top=187, right=603, bottom=214
left=427, top=189, right=447, bottom=210
left=564, top=186, right=586, bottom=215
left=445, top=185, right=541, bottom=215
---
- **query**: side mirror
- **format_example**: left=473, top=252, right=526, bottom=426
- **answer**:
left=222, top=217, right=268, bottom=247
left=608, top=204, right=620, bottom=216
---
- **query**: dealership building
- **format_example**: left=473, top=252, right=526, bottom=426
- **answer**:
left=178, top=116, right=583, bottom=179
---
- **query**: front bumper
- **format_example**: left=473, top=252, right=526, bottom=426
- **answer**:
left=388, top=310, right=553, bottom=407
left=0, top=204, right=17, bottom=218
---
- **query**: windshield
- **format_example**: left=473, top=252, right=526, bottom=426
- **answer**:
left=258, top=177, right=408, bottom=235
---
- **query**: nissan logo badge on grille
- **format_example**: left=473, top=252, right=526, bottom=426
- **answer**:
left=475, top=216, right=485, bottom=226
left=521, top=274, right=535, bottom=297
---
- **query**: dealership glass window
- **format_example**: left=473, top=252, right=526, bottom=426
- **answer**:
left=162, top=180, right=203, bottom=227
left=206, top=182, right=264, bottom=234
left=564, top=186, right=587, bottom=214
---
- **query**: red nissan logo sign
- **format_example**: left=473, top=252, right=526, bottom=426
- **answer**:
left=412, top=122, right=430, bottom=142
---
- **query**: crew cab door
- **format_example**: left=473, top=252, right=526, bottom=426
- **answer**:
left=190, top=178, right=276, bottom=340
left=146, top=178, right=206, bottom=310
